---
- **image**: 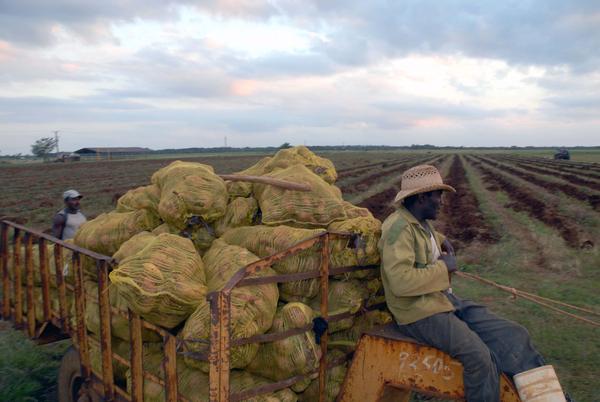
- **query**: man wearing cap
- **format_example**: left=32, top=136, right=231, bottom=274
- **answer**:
left=379, top=165, right=545, bottom=402
left=52, top=190, right=87, bottom=240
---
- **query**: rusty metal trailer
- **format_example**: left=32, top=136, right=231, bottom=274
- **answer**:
left=0, top=220, right=522, bottom=402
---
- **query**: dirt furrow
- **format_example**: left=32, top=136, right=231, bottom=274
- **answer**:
left=495, top=157, right=600, bottom=191
left=336, top=157, right=409, bottom=177
left=468, top=156, right=587, bottom=249
left=478, top=156, right=600, bottom=211
left=337, top=156, right=419, bottom=181
left=436, top=156, right=499, bottom=250
left=501, top=156, right=600, bottom=178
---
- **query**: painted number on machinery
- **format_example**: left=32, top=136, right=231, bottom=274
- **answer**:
left=397, top=352, right=461, bottom=380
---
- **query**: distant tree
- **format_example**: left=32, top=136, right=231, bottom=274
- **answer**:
left=31, top=137, right=58, bottom=160
left=279, top=142, right=292, bottom=149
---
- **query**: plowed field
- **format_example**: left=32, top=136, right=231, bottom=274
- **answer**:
left=1, top=150, right=599, bottom=400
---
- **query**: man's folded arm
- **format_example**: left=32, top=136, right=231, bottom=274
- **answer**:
left=382, top=228, right=450, bottom=297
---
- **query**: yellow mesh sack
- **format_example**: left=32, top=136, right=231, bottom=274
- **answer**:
left=127, top=351, right=298, bottom=402
left=309, top=280, right=369, bottom=333
left=152, top=221, right=215, bottom=255
left=151, top=161, right=228, bottom=230
left=74, top=209, right=161, bottom=256
left=254, top=165, right=346, bottom=228
left=151, top=222, right=175, bottom=235
left=330, top=310, right=393, bottom=349
left=182, top=220, right=216, bottom=255
left=214, top=197, right=259, bottom=237
left=58, top=239, right=98, bottom=283
left=181, top=240, right=278, bottom=372
left=112, top=231, right=156, bottom=262
left=115, top=184, right=161, bottom=213
left=24, top=286, right=72, bottom=324
left=328, top=214, right=382, bottom=274
left=220, top=226, right=325, bottom=301
left=84, top=280, right=161, bottom=342
left=341, top=201, right=372, bottom=219
left=226, top=156, right=273, bottom=198
left=88, top=336, right=161, bottom=382
left=264, top=146, right=337, bottom=184
left=109, top=233, right=207, bottom=328
left=247, top=302, right=320, bottom=383
left=298, top=350, right=347, bottom=402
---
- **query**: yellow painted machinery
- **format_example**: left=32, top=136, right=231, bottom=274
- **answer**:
left=338, top=323, right=521, bottom=402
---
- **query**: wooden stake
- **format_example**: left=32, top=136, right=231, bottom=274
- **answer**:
left=219, top=174, right=311, bottom=192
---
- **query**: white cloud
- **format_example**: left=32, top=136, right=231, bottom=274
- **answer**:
left=1, top=1, right=599, bottom=155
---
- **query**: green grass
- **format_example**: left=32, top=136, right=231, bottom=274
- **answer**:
left=0, top=322, right=70, bottom=402
left=457, top=157, right=600, bottom=401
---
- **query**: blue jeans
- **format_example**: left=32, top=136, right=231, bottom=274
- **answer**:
left=396, top=293, right=545, bottom=402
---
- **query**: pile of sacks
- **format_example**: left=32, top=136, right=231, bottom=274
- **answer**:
left=71, top=146, right=391, bottom=401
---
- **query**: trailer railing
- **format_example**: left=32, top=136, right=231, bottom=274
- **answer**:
left=0, top=220, right=383, bottom=402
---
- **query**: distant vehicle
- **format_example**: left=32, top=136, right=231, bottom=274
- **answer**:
left=54, top=153, right=81, bottom=162
left=553, top=148, right=570, bottom=160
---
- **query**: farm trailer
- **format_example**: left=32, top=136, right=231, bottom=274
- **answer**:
left=0, top=220, right=522, bottom=402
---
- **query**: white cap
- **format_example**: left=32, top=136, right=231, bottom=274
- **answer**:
left=63, top=189, right=83, bottom=200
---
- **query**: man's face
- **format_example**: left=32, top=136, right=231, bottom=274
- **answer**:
left=65, top=197, right=81, bottom=210
left=421, top=190, right=443, bottom=220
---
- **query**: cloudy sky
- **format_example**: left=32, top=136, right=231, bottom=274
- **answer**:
left=1, top=1, right=599, bottom=154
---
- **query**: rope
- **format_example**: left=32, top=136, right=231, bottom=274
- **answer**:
left=455, top=271, right=600, bottom=327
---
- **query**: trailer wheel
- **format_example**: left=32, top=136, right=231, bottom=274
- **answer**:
left=57, top=346, right=85, bottom=402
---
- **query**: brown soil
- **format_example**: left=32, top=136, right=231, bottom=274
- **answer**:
left=480, top=156, right=600, bottom=211
left=470, top=157, right=585, bottom=249
left=336, top=158, right=410, bottom=179
left=511, top=161, right=600, bottom=191
left=437, top=156, right=499, bottom=250
left=503, top=156, right=600, bottom=179
left=336, top=158, right=398, bottom=174
left=339, top=159, right=419, bottom=195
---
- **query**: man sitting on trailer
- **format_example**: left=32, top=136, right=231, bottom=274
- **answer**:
left=52, top=189, right=87, bottom=240
left=378, top=165, right=546, bottom=402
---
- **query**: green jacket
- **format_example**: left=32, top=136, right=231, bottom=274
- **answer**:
left=378, top=206, right=454, bottom=324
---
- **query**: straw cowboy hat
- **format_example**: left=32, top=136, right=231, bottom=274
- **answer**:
left=393, top=164, right=456, bottom=204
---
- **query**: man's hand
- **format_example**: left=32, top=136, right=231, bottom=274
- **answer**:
left=441, top=239, right=455, bottom=256
left=439, top=253, right=458, bottom=273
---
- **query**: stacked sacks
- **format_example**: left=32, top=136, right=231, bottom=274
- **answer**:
left=151, top=161, right=228, bottom=231
left=214, top=197, right=259, bottom=237
left=115, top=184, right=161, bottom=213
left=298, top=350, right=348, bottom=402
left=329, top=310, right=393, bottom=350
left=328, top=214, right=381, bottom=275
left=308, top=280, right=369, bottom=334
left=227, top=156, right=273, bottom=198
left=74, top=209, right=161, bottom=256
left=253, top=165, right=346, bottom=228
left=83, top=279, right=161, bottom=342
left=220, top=226, right=325, bottom=302
left=225, top=145, right=336, bottom=198
left=109, top=233, right=207, bottom=328
left=59, top=147, right=386, bottom=401
left=263, top=146, right=337, bottom=184
left=126, top=352, right=298, bottom=402
left=181, top=240, right=278, bottom=371
left=88, top=337, right=162, bottom=382
left=246, top=303, right=320, bottom=390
